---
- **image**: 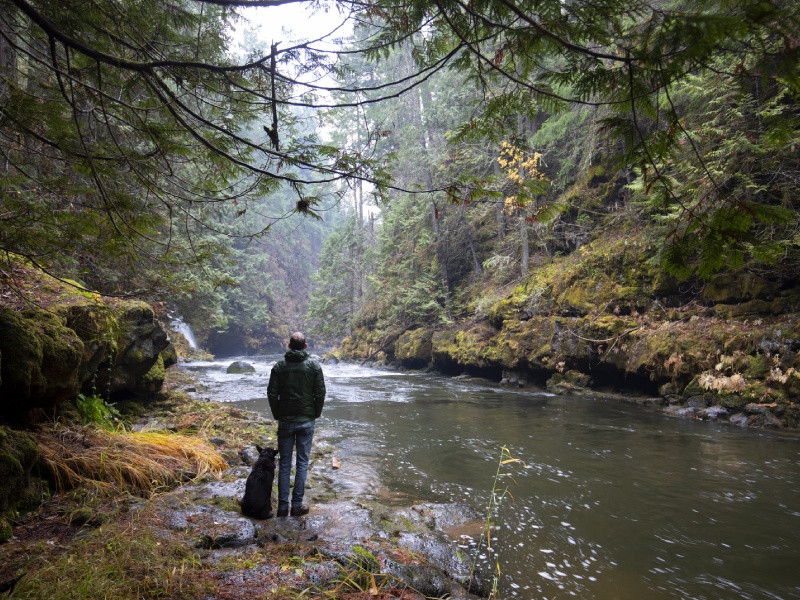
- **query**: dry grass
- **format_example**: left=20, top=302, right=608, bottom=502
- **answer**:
left=34, top=424, right=228, bottom=496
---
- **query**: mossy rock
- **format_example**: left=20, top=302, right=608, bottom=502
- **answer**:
left=139, top=354, right=167, bottom=393
left=555, top=281, right=598, bottom=316
left=0, top=426, right=40, bottom=514
left=743, top=354, right=771, bottom=380
left=487, top=293, right=527, bottom=327
left=0, top=516, right=11, bottom=542
left=564, top=370, right=592, bottom=388
left=546, top=373, right=586, bottom=394
left=704, top=272, right=780, bottom=304
left=0, top=306, right=84, bottom=417
left=226, top=361, right=255, bottom=374
left=161, top=344, right=178, bottom=369
left=717, top=394, right=748, bottom=411
left=113, top=399, right=148, bottom=418
left=60, top=303, right=120, bottom=377
left=585, top=315, right=633, bottom=338
left=93, top=301, right=170, bottom=399
left=395, top=329, right=433, bottom=363
left=714, top=298, right=793, bottom=319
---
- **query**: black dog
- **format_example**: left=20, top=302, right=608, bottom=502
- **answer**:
left=241, top=446, right=278, bottom=519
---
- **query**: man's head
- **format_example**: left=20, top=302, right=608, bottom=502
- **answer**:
left=288, top=332, right=307, bottom=350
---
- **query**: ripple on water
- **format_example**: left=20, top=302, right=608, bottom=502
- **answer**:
left=188, top=356, right=800, bottom=600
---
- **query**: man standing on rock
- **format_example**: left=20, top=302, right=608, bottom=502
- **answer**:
left=267, top=332, right=326, bottom=517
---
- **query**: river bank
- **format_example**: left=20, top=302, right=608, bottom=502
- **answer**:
left=0, top=366, right=486, bottom=599
left=332, top=233, right=800, bottom=432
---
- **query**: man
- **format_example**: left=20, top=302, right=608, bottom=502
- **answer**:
left=267, top=332, right=326, bottom=517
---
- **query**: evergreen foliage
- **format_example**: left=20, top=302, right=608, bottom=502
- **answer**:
left=1, top=0, right=798, bottom=348
left=308, top=0, right=799, bottom=342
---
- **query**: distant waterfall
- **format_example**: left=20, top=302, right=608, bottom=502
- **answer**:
left=172, top=317, right=198, bottom=349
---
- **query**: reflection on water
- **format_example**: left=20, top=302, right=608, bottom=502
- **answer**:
left=189, top=356, right=800, bottom=599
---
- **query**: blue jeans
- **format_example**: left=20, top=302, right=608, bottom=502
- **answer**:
left=277, top=420, right=315, bottom=509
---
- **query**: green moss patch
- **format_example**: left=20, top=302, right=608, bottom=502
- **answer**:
left=0, top=426, right=42, bottom=515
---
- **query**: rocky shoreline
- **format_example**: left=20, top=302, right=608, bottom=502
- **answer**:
left=326, top=353, right=800, bottom=435
left=0, top=367, right=488, bottom=599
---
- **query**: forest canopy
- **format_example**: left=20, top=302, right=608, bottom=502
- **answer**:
left=1, top=0, right=798, bottom=310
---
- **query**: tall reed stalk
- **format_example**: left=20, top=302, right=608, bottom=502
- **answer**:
left=471, top=444, right=522, bottom=598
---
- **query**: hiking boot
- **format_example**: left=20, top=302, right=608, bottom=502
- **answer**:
left=290, top=505, right=310, bottom=517
left=276, top=508, right=289, bottom=517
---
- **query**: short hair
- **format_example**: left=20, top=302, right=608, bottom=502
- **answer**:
left=288, top=332, right=306, bottom=350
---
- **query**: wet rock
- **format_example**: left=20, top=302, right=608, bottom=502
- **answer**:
left=500, top=369, right=529, bottom=388
left=240, top=446, right=261, bottom=466
left=686, top=396, right=708, bottom=408
left=396, top=532, right=486, bottom=597
left=167, top=512, right=189, bottom=531
left=546, top=374, right=587, bottom=395
left=622, top=396, right=665, bottom=407
left=312, top=503, right=376, bottom=543
left=742, top=405, right=783, bottom=428
left=227, top=361, right=255, bottom=374
left=700, top=406, right=729, bottom=420
left=729, top=413, right=749, bottom=427
left=207, top=559, right=342, bottom=592
left=381, top=556, right=454, bottom=598
left=192, top=478, right=247, bottom=501
left=417, top=503, right=481, bottom=530
left=664, top=405, right=699, bottom=418
left=190, top=506, right=258, bottom=548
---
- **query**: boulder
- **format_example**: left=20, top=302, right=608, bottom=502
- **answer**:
left=227, top=361, right=256, bottom=374
left=104, top=302, right=170, bottom=398
left=0, top=307, right=84, bottom=418
left=0, top=299, right=171, bottom=421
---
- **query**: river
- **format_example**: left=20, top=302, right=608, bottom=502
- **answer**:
left=183, top=356, right=800, bottom=599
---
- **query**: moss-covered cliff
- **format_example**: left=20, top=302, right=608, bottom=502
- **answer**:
left=337, top=233, right=800, bottom=429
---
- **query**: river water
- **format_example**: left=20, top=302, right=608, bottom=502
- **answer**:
left=184, top=356, right=800, bottom=599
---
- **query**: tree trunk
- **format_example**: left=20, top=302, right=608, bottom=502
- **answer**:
left=458, top=195, right=483, bottom=276
left=431, top=199, right=452, bottom=318
left=520, top=218, right=530, bottom=276
left=493, top=160, right=505, bottom=240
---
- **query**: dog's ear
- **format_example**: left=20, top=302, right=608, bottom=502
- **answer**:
left=256, top=444, right=264, bottom=454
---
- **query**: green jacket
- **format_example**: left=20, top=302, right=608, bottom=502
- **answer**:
left=267, top=349, right=326, bottom=423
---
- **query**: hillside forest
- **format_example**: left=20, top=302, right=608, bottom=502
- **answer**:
left=1, top=0, right=799, bottom=416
